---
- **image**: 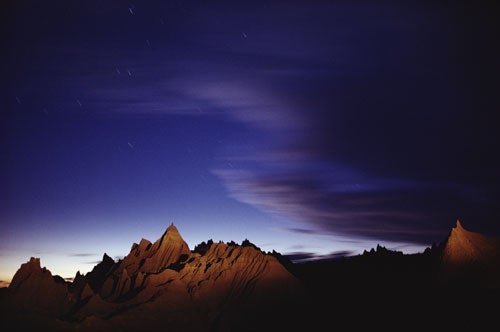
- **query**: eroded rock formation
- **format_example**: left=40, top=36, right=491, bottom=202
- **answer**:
left=2, top=224, right=304, bottom=331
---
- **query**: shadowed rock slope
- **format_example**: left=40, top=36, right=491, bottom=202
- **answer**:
left=290, top=219, right=500, bottom=330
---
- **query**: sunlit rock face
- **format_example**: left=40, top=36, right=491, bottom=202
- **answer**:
left=120, top=224, right=192, bottom=275
left=440, top=220, right=500, bottom=288
left=34, top=223, right=306, bottom=331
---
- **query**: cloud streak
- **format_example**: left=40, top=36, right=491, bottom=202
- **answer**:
left=214, top=167, right=458, bottom=245
left=68, top=253, right=96, bottom=257
left=285, top=250, right=356, bottom=263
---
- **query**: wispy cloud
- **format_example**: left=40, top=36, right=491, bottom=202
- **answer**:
left=287, top=228, right=319, bottom=235
left=214, top=167, right=453, bottom=244
left=85, top=260, right=102, bottom=265
left=68, top=253, right=96, bottom=257
left=284, top=250, right=356, bottom=263
left=177, top=79, right=303, bottom=131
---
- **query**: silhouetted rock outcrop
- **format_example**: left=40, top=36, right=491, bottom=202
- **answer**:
left=193, top=239, right=214, bottom=255
left=8, top=257, right=75, bottom=317
left=85, top=253, right=115, bottom=293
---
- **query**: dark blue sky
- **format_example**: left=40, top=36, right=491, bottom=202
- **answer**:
left=1, top=0, right=499, bottom=280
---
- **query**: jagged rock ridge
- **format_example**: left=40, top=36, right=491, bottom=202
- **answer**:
left=3, top=224, right=304, bottom=332
left=2, top=221, right=500, bottom=332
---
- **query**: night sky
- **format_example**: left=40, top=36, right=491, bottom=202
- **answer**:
left=1, top=0, right=499, bottom=282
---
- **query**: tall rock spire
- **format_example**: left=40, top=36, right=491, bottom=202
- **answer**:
left=140, top=223, right=191, bottom=273
left=117, top=223, right=191, bottom=276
